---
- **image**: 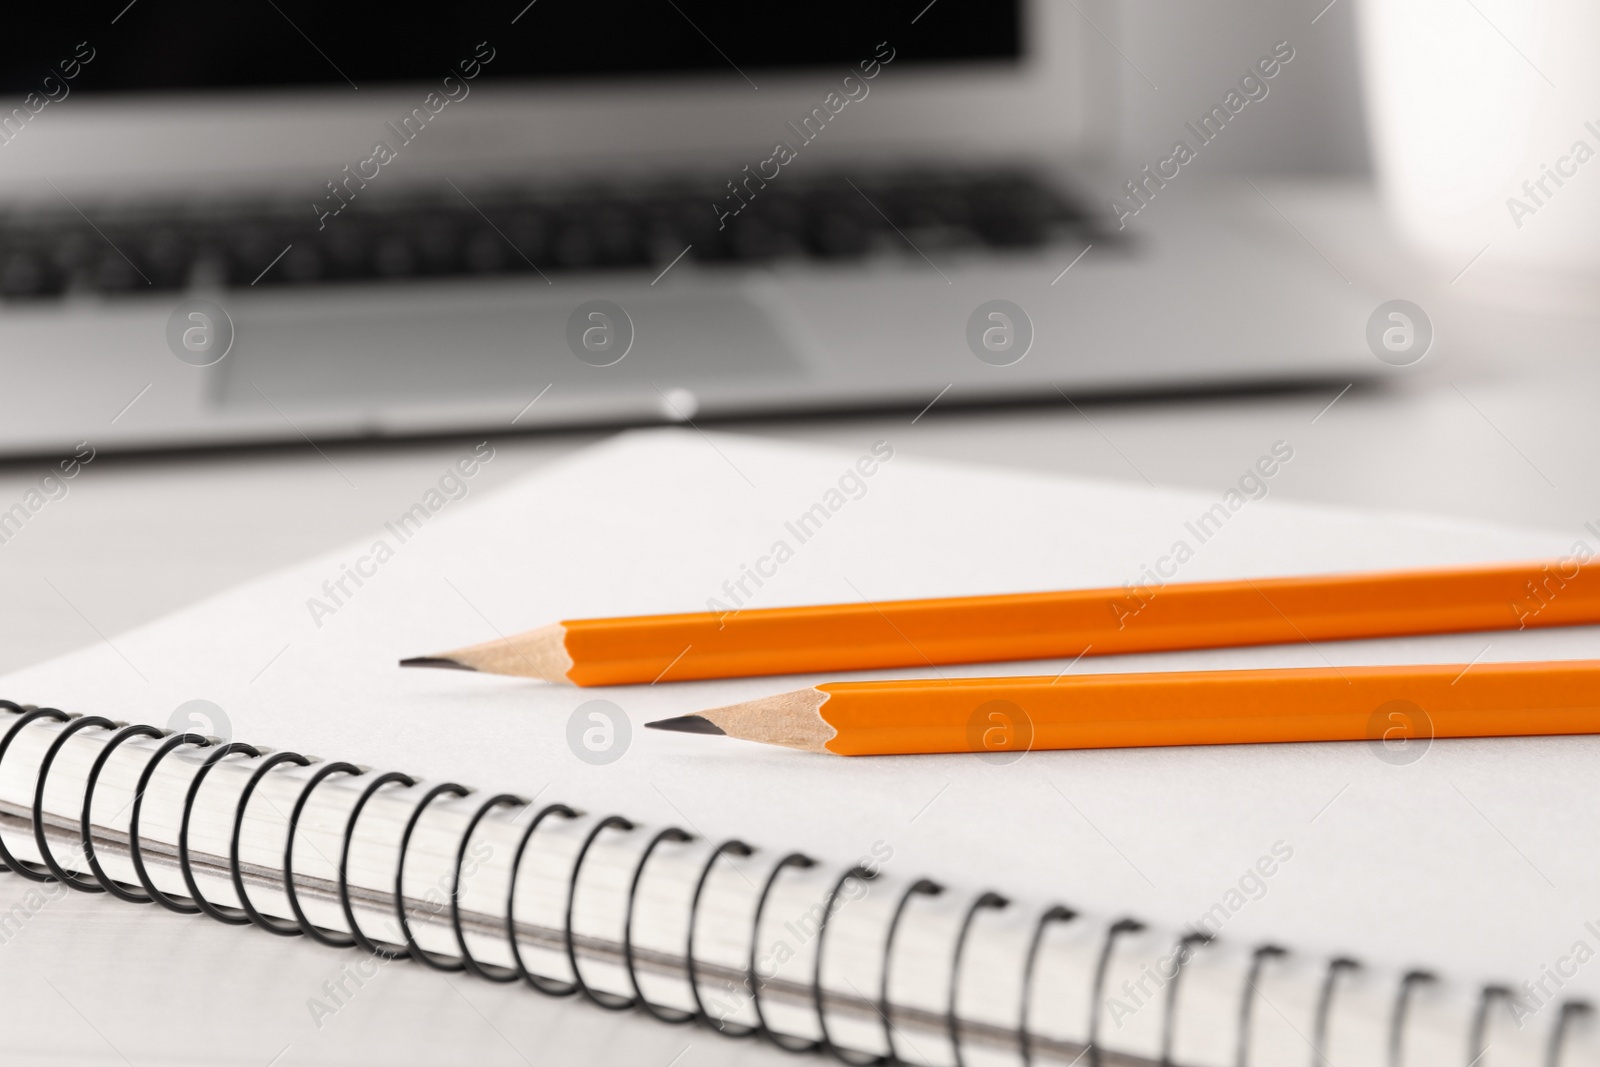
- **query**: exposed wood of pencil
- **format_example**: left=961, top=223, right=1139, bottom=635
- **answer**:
left=402, top=561, right=1600, bottom=686
left=646, top=660, right=1600, bottom=755
left=400, top=624, right=574, bottom=683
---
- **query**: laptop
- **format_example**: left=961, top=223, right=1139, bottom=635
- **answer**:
left=0, top=1, right=1375, bottom=457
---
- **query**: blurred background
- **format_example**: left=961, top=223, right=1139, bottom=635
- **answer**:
left=1116, top=0, right=1367, bottom=176
left=0, top=0, right=1590, bottom=675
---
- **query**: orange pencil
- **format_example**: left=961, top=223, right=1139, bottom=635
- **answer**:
left=403, top=561, right=1600, bottom=686
left=645, top=659, right=1600, bottom=755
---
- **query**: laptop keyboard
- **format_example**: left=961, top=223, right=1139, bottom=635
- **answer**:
left=0, top=170, right=1098, bottom=300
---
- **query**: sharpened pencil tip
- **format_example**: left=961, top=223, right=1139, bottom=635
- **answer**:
left=645, top=714, right=727, bottom=735
left=399, top=656, right=478, bottom=672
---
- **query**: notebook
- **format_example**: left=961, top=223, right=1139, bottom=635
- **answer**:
left=2, top=429, right=1597, bottom=1067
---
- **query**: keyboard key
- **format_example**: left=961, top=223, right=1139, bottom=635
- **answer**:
left=90, top=248, right=146, bottom=292
left=462, top=228, right=511, bottom=273
left=276, top=243, right=325, bottom=284
left=0, top=248, right=62, bottom=298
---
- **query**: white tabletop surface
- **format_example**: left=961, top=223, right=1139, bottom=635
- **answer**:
left=1, top=182, right=1596, bottom=1065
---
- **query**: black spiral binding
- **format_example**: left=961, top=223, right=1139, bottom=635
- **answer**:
left=812, top=865, right=881, bottom=1065
left=32, top=714, right=116, bottom=891
left=178, top=742, right=263, bottom=925
left=1389, top=970, right=1436, bottom=1067
left=1312, top=957, right=1359, bottom=1063
left=1159, top=932, right=1209, bottom=1067
left=338, top=771, right=419, bottom=958
left=1550, top=1003, right=1592, bottom=1067
left=621, top=825, right=694, bottom=1015
left=230, top=751, right=313, bottom=936
left=1469, top=986, right=1512, bottom=1067
left=1089, top=918, right=1145, bottom=1067
left=0, top=705, right=71, bottom=880
left=683, top=838, right=755, bottom=1032
left=504, top=801, right=580, bottom=997
left=4, top=704, right=1584, bottom=1067
left=563, top=814, right=638, bottom=1007
left=451, top=793, right=527, bottom=983
left=395, top=782, right=472, bottom=971
left=750, top=851, right=821, bottom=1052
left=1021, top=905, right=1077, bottom=1067
left=1238, top=944, right=1286, bottom=1067
left=949, top=892, right=1009, bottom=1067
left=128, top=732, right=215, bottom=913
left=879, top=878, right=943, bottom=1063
left=79, top=722, right=166, bottom=902
left=284, top=760, right=364, bottom=946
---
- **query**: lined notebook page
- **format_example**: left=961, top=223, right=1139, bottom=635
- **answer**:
left=4, top=428, right=1598, bottom=1040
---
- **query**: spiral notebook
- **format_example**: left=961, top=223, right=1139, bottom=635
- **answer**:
left=3, top=429, right=1599, bottom=1067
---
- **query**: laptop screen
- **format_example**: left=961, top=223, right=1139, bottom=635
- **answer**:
left=3, top=1, right=1021, bottom=94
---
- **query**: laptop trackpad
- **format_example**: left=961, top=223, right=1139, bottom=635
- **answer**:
left=216, top=290, right=807, bottom=410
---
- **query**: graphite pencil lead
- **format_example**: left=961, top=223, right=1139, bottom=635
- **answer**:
left=645, top=714, right=727, bottom=735
left=398, top=656, right=477, bottom=671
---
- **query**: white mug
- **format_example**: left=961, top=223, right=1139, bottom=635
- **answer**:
left=1359, top=0, right=1600, bottom=305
